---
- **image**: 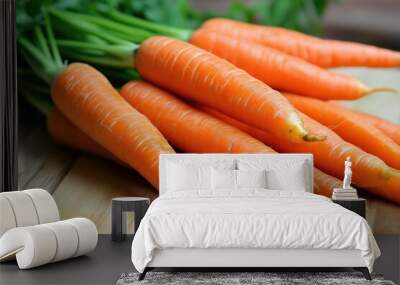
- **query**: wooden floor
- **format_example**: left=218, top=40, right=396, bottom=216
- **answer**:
left=18, top=68, right=400, bottom=234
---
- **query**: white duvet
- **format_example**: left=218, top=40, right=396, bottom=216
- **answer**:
left=131, top=190, right=380, bottom=273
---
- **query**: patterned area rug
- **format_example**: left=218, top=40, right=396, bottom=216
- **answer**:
left=116, top=271, right=395, bottom=285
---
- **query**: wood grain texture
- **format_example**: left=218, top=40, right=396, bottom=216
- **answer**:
left=18, top=111, right=76, bottom=193
left=52, top=155, right=157, bottom=234
left=366, top=198, right=400, bottom=234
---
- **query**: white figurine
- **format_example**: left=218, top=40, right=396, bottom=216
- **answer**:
left=343, top=157, right=352, bottom=189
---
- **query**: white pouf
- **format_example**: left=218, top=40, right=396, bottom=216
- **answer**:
left=24, top=189, right=60, bottom=223
left=0, top=218, right=98, bottom=269
left=0, top=189, right=60, bottom=237
left=42, top=221, right=79, bottom=262
left=65, top=218, right=98, bottom=257
left=0, top=196, right=17, bottom=237
left=1, top=191, right=40, bottom=227
left=0, top=189, right=98, bottom=269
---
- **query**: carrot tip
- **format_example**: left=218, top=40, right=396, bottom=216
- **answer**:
left=366, top=87, right=399, bottom=95
left=303, top=133, right=326, bottom=142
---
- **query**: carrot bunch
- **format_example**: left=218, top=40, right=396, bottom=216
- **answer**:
left=20, top=8, right=400, bottom=206
left=51, top=10, right=324, bottom=143
left=102, top=8, right=398, bottom=100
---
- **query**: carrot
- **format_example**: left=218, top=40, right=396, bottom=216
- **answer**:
left=285, top=93, right=400, bottom=169
left=49, top=10, right=322, bottom=143
left=313, top=168, right=342, bottom=198
left=88, top=9, right=388, bottom=99
left=50, top=102, right=337, bottom=198
left=19, top=16, right=175, bottom=189
left=47, top=108, right=116, bottom=161
left=198, top=105, right=400, bottom=204
left=133, top=36, right=322, bottom=143
left=200, top=18, right=400, bottom=68
left=120, top=80, right=274, bottom=154
left=189, top=30, right=375, bottom=100
left=51, top=63, right=174, bottom=189
left=329, top=102, right=400, bottom=145
left=102, top=9, right=400, bottom=68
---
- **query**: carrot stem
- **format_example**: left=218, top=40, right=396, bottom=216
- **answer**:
left=33, top=26, right=51, bottom=59
left=49, top=9, right=131, bottom=45
left=43, top=8, right=62, bottom=67
left=61, top=51, right=132, bottom=68
left=58, top=40, right=136, bottom=68
left=57, top=40, right=138, bottom=60
left=103, top=8, right=192, bottom=41
left=49, top=9, right=153, bottom=44
left=19, top=37, right=63, bottom=83
left=19, top=12, right=66, bottom=84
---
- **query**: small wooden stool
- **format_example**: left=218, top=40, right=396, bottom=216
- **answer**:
left=111, top=197, right=150, bottom=242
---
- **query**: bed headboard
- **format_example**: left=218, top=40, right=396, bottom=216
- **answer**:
left=159, top=154, right=313, bottom=195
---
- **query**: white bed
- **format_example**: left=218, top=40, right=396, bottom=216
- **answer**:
left=131, top=154, right=380, bottom=280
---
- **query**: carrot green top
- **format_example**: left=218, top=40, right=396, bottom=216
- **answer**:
left=102, top=7, right=193, bottom=41
left=19, top=10, right=66, bottom=84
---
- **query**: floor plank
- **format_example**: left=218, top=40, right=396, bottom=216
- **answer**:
left=18, top=108, right=76, bottom=193
left=23, top=147, right=76, bottom=194
left=18, top=112, right=51, bottom=189
left=366, top=198, right=400, bottom=234
left=52, top=155, right=157, bottom=234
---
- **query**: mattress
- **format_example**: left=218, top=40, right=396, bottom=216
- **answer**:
left=131, top=190, right=380, bottom=273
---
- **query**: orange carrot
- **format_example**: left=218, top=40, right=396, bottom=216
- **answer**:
left=135, top=36, right=322, bottom=142
left=190, top=30, right=375, bottom=100
left=20, top=13, right=174, bottom=189
left=313, top=168, right=342, bottom=198
left=50, top=104, right=336, bottom=198
left=329, top=102, right=400, bottom=145
left=47, top=108, right=117, bottom=161
left=198, top=104, right=400, bottom=204
left=51, top=63, right=175, bottom=189
left=120, top=80, right=274, bottom=154
left=200, top=18, right=400, bottom=68
left=285, top=93, right=400, bottom=169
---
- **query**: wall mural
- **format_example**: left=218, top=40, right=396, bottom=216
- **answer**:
left=10, top=0, right=400, bottom=235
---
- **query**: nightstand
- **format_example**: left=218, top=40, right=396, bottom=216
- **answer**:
left=111, top=197, right=150, bottom=242
left=332, top=198, right=366, bottom=218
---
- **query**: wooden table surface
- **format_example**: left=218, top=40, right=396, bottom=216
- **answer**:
left=18, top=68, right=400, bottom=234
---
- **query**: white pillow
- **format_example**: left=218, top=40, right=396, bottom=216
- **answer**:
left=167, top=163, right=212, bottom=191
left=212, top=168, right=236, bottom=190
left=266, top=166, right=307, bottom=191
left=238, top=159, right=308, bottom=191
left=236, top=169, right=268, bottom=189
